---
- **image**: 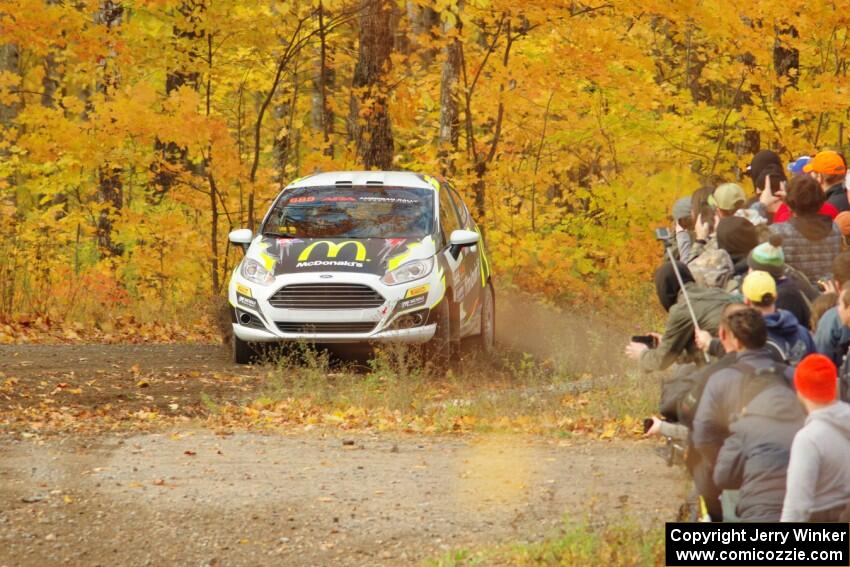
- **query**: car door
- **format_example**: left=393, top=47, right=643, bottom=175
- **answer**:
left=439, top=184, right=482, bottom=338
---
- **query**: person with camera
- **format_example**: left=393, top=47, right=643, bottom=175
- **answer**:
left=624, top=261, right=733, bottom=375
left=645, top=302, right=750, bottom=521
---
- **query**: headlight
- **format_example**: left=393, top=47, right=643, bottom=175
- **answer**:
left=381, top=257, right=434, bottom=285
left=240, top=258, right=274, bottom=286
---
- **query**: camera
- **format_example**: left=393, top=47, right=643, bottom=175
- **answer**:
left=631, top=335, right=658, bottom=348
left=654, top=227, right=671, bottom=242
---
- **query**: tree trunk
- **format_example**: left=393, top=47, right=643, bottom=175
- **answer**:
left=274, top=61, right=299, bottom=187
left=209, top=172, right=220, bottom=294
left=95, top=0, right=124, bottom=258
left=350, top=0, right=395, bottom=170
left=311, top=1, right=335, bottom=157
left=0, top=42, right=20, bottom=210
left=406, top=0, right=439, bottom=64
left=153, top=0, right=204, bottom=202
left=773, top=23, right=799, bottom=102
left=96, top=166, right=124, bottom=256
left=438, top=4, right=462, bottom=174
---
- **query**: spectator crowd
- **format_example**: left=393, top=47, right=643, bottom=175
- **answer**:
left=624, top=149, right=850, bottom=522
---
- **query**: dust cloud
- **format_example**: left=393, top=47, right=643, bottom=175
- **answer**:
left=495, top=291, right=631, bottom=378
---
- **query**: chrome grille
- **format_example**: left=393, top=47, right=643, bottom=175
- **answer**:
left=269, top=283, right=385, bottom=310
left=276, top=321, right=377, bottom=334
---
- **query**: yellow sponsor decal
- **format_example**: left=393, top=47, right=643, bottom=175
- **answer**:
left=259, top=252, right=276, bottom=271
left=432, top=274, right=447, bottom=307
left=236, top=284, right=252, bottom=298
left=475, top=225, right=490, bottom=286
left=405, top=284, right=430, bottom=298
left=422, top=175, right=441, bottom=191
left=297, top=240, right=368, bottom=262
left=387, top=240, right=424, bottom=271
left=258, top=242, right=276, bottom=271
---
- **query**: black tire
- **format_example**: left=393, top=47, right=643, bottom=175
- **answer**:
left=232, top=333, right=256, bottom=365
left=425, top=299, right=452, bottom=374
left=475, top=283, right=496, bottom=355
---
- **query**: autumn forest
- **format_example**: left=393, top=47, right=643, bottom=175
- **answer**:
left=1, top=0, right=848, bottom=326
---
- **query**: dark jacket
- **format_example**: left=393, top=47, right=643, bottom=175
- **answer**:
left=640, top=283, right=734, bottom=372
left=775, top=277, right=812, bottom=330
left=770, top=216, right=842, bottom=282
left=825, top=183, right=850, bottom=214
left=692, top=348, right=791, bottom=462
left=714, top=380, right=805, bottom=521
left=814, top=306, right=850, bottom=367
left=764, top=309, right=817, bottom=366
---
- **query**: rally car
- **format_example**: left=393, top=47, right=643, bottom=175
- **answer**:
left=227, top=171, right=495, bottom=365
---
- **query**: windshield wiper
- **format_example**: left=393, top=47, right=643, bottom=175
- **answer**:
left=262, top=231, right=296, bottom=238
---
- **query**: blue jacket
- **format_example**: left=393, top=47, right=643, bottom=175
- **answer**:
left=764, top=309, right=816, bottom=366
left=814, top=307, right=850, bottom=367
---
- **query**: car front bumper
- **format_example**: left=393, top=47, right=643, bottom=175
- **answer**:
left=228, top=268, right=444, bottom=345
left=232, top=322, right=437, bottom=344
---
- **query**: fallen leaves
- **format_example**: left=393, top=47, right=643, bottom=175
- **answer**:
left=0, top=315, right=220, bottom=346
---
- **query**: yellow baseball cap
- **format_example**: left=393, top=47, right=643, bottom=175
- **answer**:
left=742, top=270, right=777, bottom=304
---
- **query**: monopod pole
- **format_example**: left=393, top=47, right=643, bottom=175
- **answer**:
left=664, top=245, right=710, bottom=364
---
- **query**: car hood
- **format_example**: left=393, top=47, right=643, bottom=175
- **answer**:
left=246, top=235, right=437, bottom=277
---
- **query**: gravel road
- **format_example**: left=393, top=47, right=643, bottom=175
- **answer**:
left=0, top=431, right=683, bottom=566
left=0, top=315, right=683, bottom=566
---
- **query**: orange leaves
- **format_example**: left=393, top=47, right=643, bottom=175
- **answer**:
left=0, top=314, right=218, bottom=345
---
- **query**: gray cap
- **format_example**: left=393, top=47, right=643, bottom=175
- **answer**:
left=672, top=196, right=692, bottom=220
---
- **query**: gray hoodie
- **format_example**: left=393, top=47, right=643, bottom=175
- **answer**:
left=781, top=402, right=850, bottom=521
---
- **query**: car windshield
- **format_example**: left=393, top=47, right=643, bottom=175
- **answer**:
left=262, top=186, right=434, bottom=239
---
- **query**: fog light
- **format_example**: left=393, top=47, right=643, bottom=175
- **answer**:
left=390, top=309, right=429, bottom=330
left=239, top=312, right=252, bottom=325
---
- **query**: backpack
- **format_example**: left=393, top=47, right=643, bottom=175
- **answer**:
left=764, top=339, right=789, bottom=365
left=731, top=362, right=791, bottom=422
left=677, top=359, right=787, bottom=429
left=689, top=244, right=735, bottom=289
left=677, top=357, right=735, bottom=428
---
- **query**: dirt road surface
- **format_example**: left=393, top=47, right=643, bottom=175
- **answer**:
left=0, top=332, right=684, bottom=566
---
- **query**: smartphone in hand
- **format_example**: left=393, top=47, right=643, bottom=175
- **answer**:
left=631, top=335, right=658, bottom=348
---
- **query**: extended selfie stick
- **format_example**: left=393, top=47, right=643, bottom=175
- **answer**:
left=658, top=228, right=710, bottom=363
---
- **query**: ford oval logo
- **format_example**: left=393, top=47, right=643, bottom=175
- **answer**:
left=319, top=274, right=333, bottom=279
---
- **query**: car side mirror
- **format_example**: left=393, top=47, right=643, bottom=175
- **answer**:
left=229, top=228, right=253, bottom=253
left=449, top=229, right=480, bottom=260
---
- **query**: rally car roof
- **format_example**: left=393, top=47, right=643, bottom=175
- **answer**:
left=285, top=171, right=439, bottom=191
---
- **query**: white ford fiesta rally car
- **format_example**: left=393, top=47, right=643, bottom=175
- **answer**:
left=227, top=171, right=495, bottom=364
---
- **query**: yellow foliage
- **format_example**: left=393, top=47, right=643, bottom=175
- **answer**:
left=0, top=0, right=848, bottom=322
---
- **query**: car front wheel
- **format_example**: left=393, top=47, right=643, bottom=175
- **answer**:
left=232, top=333, right=256, bottom=365
left=425, top=299, right=452, bottom=374
left=476, top=283, right=495, bottom=355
